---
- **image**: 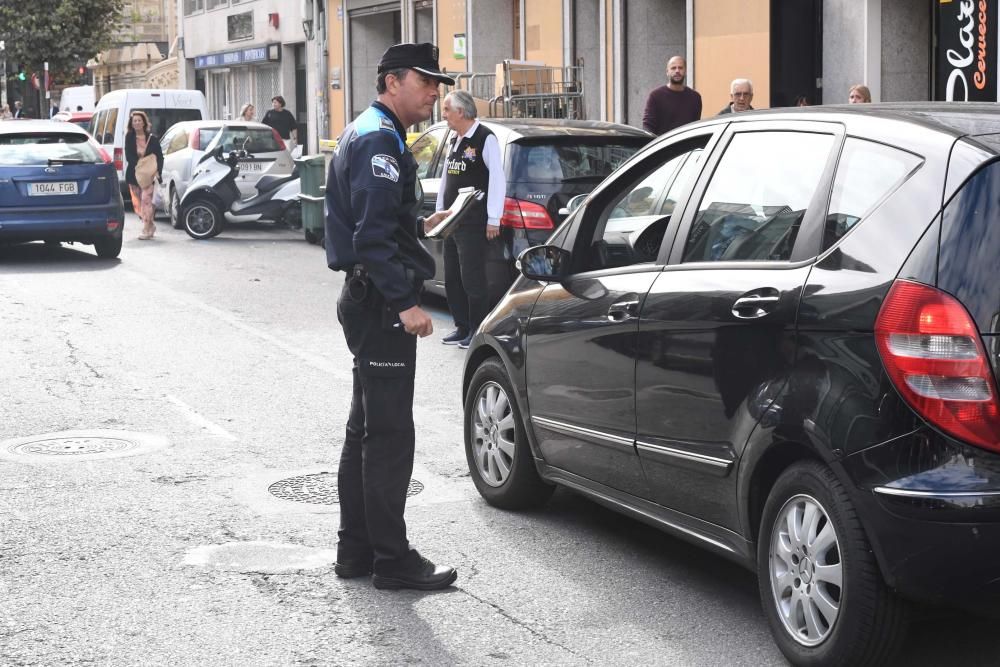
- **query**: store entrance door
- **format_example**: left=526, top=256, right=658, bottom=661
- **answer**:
left=349, top=3, right=402, bottom=120
left=770, top=0, right=823, bottom=107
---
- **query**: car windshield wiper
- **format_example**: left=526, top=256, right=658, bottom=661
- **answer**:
left=47, top=157, right=86, bottom=164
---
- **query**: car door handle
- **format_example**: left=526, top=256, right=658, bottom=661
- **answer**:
left=732, top=291, right=780, bottom=319
left=608, top=300, right=640, bottom=322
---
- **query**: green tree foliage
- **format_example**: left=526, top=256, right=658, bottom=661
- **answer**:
left=0, top=0, right=125, bottom=80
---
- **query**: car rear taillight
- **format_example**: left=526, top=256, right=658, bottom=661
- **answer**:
left=500, top=197, right=554, bottom=230
left=88, top=138, right=112, bottom=164
left=189, top=131, right=200, bottom=150
left=271, top=128, right=286, bottom=151
left=106, top=220, right=121, bottom=232
left=875, top=280, right=1000, bottom=451
left=113, top=147, right=123, bottom=172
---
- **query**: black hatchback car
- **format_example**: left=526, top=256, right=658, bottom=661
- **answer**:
left=408, top=118, right=651, bottom=302
left=461, top=104, right=1000, bottom=666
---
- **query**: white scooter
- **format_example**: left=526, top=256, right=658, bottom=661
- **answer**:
left=179, top=139, right=301, bottom=240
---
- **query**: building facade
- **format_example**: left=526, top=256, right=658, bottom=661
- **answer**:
left=324, top=1, right=960, bottom=138
left=177, top=0, right=327, bottom=152
left=90, top=0, right=172, bottom=98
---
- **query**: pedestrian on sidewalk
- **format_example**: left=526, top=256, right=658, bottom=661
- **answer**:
left=435, top=90, right=506, bottom=349
left=262, top=96, right=297, bottom=151
left=323, top=42, right=456, bottom=591
left=125, top=110, right=163, bottom=240
left=642, top=55, right=702, bottom=135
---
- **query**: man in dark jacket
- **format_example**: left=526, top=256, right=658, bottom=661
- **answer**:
left=324, top=42, right=455, bottom=591
left=642, top=56, right=702, bottom=135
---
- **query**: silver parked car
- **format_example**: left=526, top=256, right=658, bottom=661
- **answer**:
left=157, top=121, right=294, bottom=228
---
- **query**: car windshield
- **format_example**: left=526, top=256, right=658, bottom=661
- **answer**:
left=509, top=138, right=647, bottom=183
left=0, top=133, right=103, bottom=165
left=220, top=128, right=283, bottom=153
left=134, top=108, right=203, bottom=137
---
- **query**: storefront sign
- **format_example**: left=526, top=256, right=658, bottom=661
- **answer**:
left=195, top=44, right=280, bottom=70
left=936, top=0, right=998, bottom=101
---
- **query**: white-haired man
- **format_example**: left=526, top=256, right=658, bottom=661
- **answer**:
left=718, top=79, right=754, bottom=115
left=432, top=89, right=506, bottom=349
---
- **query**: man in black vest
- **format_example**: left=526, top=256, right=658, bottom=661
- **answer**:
left=433, top=90, right=506, bottom=349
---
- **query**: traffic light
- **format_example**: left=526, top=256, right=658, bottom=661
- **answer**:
left=78, top=66, right=86, bottom=76
left=17, top=64, right=26, bottom=81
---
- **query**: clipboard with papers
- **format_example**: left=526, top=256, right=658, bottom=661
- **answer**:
left=424, top=187, right=485, bottom=238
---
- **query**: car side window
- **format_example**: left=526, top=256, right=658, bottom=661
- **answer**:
left=579, top=140, right=709, bottom=272
left=163, top=128, right=187, bottom=155
left=823, top=138, right=922, bottom=251
left=90, top=111, right=106, bottom=141
left=411, top=128, right=447, bottom=179
left=682, top=131, right=835, bottom=263
left=103, top=108, right=119, bottom=144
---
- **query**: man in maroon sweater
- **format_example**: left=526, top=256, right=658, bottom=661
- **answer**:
left=642, top=56, right=702, bottom=135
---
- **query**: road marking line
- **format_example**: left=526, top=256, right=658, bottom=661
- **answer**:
left=165, top=394, right=237, bottom=441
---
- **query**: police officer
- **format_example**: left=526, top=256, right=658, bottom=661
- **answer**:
left=324, top=43, right=456, bottom=591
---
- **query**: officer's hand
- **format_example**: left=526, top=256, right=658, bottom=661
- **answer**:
left=423, top=210, right=451, bottom=233
left=399, top=306, right=434, bottom=337
left=486, top=225, right=500, bottom=240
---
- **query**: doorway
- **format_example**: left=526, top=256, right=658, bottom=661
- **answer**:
left=770, top=0, right=822, bottom=107
left=349, top=3, right=402, bottom=120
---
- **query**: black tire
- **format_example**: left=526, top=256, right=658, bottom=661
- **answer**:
left=169, top=186, right=183, bottom=229
left=183, top=200, right=224, bottom=240
left=464, top=358, right=554, bottom=510
left=304, top=227, right=323, bottom=245
left=93, top=233, right=123, bottom=259
left=757, top=461, right=908, bottom=667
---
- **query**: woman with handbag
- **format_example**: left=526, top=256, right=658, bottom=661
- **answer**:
left=125, top=110, right=164, bottom=240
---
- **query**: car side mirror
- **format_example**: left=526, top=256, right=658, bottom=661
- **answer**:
left=558, top=193, right=588, bottom=217
left=517, top=244, right=572, bottom=282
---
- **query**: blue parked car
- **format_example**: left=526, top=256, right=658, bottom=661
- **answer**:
left=0, top=120, right=125, bottom=258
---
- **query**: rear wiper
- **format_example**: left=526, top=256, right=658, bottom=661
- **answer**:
left=561, top=175, right=605, bottom=183
left=47, top=157, right=85, bottom=164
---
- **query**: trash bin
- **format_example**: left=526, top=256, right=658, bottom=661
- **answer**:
left=295, top=154, right=327, bottom=245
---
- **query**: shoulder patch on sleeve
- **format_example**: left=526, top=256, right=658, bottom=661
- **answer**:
left=372, top=154, right=400, bottom=182
left=379, top=116, right=395, bottom=132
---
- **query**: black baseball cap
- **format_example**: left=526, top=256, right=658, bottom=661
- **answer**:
left=377, top=42, right=456, bottom=85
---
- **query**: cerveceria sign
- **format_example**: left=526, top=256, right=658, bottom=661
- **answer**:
left=937, top=0, right=998, bottom=101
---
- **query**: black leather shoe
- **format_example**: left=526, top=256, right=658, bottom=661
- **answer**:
left=334, top=557, right=373, bottom=579
left=372, top=555, right=458, bottom=591
left=442, top=329, right=469, bottom=345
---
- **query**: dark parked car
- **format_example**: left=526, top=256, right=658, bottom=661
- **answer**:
left=0, top=120, right=124, bottom=258
left=461, top=103, right=1000, bottom=666
left=409, top=118, right=652, bottom=301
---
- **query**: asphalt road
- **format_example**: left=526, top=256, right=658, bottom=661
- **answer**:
left=1, top=214, right=997, bottom=665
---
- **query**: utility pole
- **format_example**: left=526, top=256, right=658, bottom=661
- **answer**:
left=44, top=61, right=49, bottom=117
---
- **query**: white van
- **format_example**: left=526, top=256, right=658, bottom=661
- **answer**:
left=90, top=89, right=209, bottom=194
left=59, top=85, right=96, bottom=113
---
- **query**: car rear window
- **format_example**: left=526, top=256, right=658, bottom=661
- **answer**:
left=219, top=128, right=283, bottom=153
left=939, top=159, right=1000, bottom=334
left=0, top=133, right=104, bottom=165
left=134, top=108, right=203, bottom=137
left=509, top=138, right=647, bottom=183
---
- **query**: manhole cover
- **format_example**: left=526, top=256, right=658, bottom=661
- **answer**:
left=0, top=430, right=169, bottom=463
left=268, top=472, right=424, bottom=505
left=10, top=436, right=137, bottom=457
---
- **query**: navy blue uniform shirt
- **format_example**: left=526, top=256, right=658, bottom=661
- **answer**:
left=325, top=101, right=435, bottom=313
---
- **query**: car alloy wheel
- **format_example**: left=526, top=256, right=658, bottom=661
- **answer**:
left=768, top=494, right=842, bottom=647
left=470, top=380, right=517, bottom=487
left=463, top=358, right=553, bottom=509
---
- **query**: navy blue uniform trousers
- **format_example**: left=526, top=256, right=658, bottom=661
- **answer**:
left=336, top=279, right=418, bottom=569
